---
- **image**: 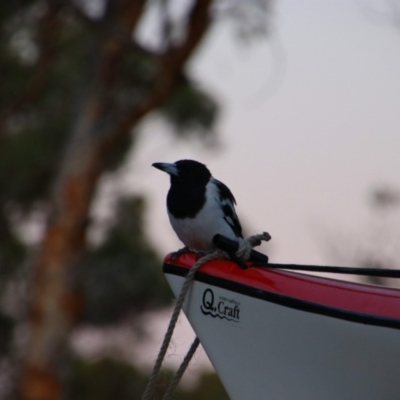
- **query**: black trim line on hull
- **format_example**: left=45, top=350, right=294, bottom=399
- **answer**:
left=163, top=263, right=400, bottom=330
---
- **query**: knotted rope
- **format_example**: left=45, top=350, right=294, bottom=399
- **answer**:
left=142, top=232, right=271, bottom=400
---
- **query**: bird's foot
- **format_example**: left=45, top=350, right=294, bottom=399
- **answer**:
left=196, top=250, right=209, bottom=258
left=171, top=246, right=193, bottom=261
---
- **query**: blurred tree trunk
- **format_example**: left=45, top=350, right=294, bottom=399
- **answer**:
left=18, top=0, right=212, bottom=399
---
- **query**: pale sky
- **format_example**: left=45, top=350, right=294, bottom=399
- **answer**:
left=83, top=0, right=400, bottom=378
left=115, top=0, right=400, bottom=267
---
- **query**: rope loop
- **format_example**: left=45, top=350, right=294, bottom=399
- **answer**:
left=142, top=232, right=270, bottom=400
left=236, top=237, right=252, bottom=260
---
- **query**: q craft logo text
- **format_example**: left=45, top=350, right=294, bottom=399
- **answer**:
left=200, top=288, right=240, bottom=322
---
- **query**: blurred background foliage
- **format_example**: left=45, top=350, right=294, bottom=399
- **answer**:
left=0, top=0, right=270, bottom=399
left=67, top=357, right=230, bottom=400
left=76, top=197, right=172, bottom=325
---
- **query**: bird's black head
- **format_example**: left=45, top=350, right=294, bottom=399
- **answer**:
left=152, top=159, right=211, bottom=186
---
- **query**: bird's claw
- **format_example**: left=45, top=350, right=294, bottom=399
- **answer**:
left=171, top=246, right=192, bottom=261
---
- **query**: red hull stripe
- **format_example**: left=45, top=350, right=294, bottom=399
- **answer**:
left=165, top=253, right=400, bottom=320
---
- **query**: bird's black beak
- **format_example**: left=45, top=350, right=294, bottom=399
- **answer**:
left=152, top=162, right=178, bottom=176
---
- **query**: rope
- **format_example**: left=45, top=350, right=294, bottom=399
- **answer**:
left=142, top=232, right=270, bottom=400
left=141, top=251, right=224, bottom=400
left=161, top=337, right=200, bottom=400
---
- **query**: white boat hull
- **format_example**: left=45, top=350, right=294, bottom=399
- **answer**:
left=164, top=254, right=400, bottom=400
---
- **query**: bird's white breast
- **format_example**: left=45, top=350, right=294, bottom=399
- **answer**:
left=168, top=180, right=238, bottom=251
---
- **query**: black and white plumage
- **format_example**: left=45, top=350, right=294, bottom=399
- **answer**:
left=152, top=159, right=243, bottom=252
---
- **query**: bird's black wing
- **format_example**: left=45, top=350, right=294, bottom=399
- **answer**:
left=213, top=179, right=243, bottom=238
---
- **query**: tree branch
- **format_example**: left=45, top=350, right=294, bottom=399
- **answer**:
left=19, top=2, right=213, bottom=399
left=64, top=0, right=157, bottom=59
left=98, top=0, right=213, bottom=152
